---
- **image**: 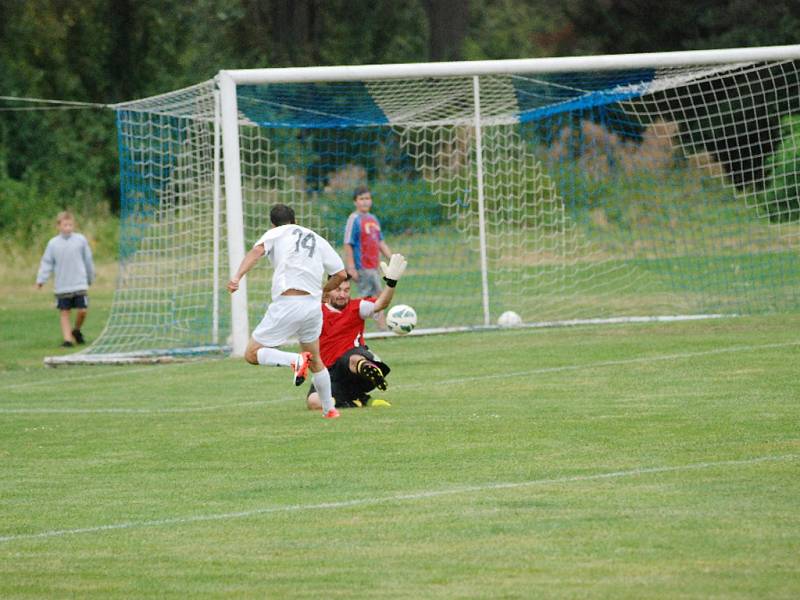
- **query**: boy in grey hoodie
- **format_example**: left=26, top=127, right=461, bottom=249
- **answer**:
left=36, top=211, right=95, bottom=347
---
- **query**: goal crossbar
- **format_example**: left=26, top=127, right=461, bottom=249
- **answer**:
left=223, top=44, right=800, bottom=84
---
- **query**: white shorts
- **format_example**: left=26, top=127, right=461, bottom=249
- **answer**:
left=251, top=295, right=323, bottom=347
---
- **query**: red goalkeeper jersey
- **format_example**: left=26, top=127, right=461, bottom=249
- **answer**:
left=320, top=297, right=376, bottom=367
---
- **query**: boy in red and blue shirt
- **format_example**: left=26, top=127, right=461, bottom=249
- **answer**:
left=343, top=185, right=393, bottom=328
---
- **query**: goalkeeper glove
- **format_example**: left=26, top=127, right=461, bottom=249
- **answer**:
left=380, top=253, right=407, bottom=288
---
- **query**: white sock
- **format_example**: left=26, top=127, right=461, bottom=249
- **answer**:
left=312, top=369, right=334, bottom=413
left=256, top=347, right=298, bottom=367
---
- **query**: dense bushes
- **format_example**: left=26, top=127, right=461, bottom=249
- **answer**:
left=316, top=177, right=448, bottom=242
left=0, top=163, right=118, bottom=261
left=0, top=173, right=56, bottom=246
left=761, top=114, right=800, bottom=223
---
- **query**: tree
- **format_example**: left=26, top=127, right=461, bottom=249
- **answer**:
left=561, top=0, right=800, bottom=56
left=423, top=0, right=469, bottom=61
left=463, top=0, right=566, bottom=60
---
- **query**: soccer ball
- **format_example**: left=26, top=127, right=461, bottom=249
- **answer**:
left=386, top=304, right=417, bottom=335
left=497, top=310, right=522, bottom=327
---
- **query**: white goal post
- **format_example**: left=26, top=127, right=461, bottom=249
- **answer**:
left=45, top=44, right=800, bottom=365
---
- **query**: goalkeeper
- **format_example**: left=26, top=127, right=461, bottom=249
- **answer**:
left=307, top=254, right=407, bottom=410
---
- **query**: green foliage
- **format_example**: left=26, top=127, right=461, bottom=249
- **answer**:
left=562, top=0, right=800, bottom=55
left=0, top=162, right=119, bottom=261
left=317, top=178, right=447, bottom=242
left=0, top=171, right=58, bottom=247
left=761, top=114, right=800, bottom=223
left=463, top=0, right=564, bottom=60
left=3, top=0, right=800, bottom=256
left=552, top=160, right=744, bottom=249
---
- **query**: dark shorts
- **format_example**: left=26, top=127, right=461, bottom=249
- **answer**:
left=55, top=292, right=88, bottom=310
left=307, top=346, right=391, bottom=408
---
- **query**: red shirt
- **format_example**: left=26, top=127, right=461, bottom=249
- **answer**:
left=344, top=212, right=383, bottom=269
left=320, top=297, right=375, bottom=367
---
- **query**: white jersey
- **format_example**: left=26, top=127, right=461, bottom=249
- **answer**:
left=254, top=224, right=345, bottom=300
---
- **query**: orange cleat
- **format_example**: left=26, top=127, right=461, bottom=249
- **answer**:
left=323, top=408, right=340, bottom=419
left=292, top=351, right=311, bottom=386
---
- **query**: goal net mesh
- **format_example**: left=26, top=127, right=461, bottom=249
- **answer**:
left=81, top=58, right=800, bottom=359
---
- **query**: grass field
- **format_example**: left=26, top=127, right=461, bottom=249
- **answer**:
left=1, top=264, right=799, bottom=598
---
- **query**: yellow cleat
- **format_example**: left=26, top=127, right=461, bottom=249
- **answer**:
left=367, top=398, right=391, bottom=408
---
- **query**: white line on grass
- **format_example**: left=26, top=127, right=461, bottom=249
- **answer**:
left=4, top=333, right=794, bottom=394
left=0, top=453, right=794, bottom=544
left=1, top=361, right=200, bottom=391
left=404, top=339, right=800, bottom=389
left=2, top=339, right=798, bottom=413
left=0, top=397, right=292, bottom=414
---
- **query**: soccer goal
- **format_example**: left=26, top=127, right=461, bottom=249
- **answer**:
left=46, top=45, right=800, bottom=365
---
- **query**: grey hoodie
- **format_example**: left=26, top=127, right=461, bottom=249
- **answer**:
left=36, top=233, right=95, bottom=295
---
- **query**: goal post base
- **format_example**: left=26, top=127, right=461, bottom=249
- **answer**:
left=43, top=346, right=230, bottom=367
left=42, top=314, right=734, bottom=366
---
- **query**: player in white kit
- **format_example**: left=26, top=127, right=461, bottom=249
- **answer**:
left=227, top=204, right=347, bottom=419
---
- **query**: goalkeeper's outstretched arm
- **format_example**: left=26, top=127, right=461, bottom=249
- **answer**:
left=372, top=284, right=396, bottom=313
left=373, top=253, right=407, bottom=313
left=227, top=245, right=265, bottom=293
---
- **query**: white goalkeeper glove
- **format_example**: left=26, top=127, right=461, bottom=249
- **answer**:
left=380, top=253, right=407, bottom=288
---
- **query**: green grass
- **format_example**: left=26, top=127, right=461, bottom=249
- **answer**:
left=0, top=261, right=115, bottom=371
left=1, top=270, right=799, bottom=598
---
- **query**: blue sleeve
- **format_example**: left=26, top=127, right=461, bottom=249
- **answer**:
left=344, top=214, right=359, bottom=247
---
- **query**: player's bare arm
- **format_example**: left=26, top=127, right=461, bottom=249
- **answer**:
left=323, top=270, right=348, bottom=294
left=227, top=245, right=265, bottom=293
left=379, top=240, right=392, bottom=259
left=372, top=281, right=396, bottom=313
left=343, top=244, right=358, bottom=281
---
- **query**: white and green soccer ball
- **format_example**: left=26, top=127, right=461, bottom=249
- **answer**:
left=497, top=310, right=522, bottom=327
left=386, top=304, right=417, bottom=335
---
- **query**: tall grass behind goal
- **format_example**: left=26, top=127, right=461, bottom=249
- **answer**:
left=48, top=46, right=800, bottom=364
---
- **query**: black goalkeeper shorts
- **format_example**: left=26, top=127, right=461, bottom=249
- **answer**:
left=307, top=346, right=391, bottom=408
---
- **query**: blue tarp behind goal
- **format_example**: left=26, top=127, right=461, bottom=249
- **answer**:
left=236, top=70, right=657, bottom=128
left=238, top=82, right=389, bottom=128
left=513, top=69, right=655, bottom=123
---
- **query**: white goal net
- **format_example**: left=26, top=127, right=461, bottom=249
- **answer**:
left=47, top=46, right=800, bottom=364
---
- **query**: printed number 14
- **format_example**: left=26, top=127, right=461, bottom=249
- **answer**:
left=293, top=229, right=316, bottom=258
